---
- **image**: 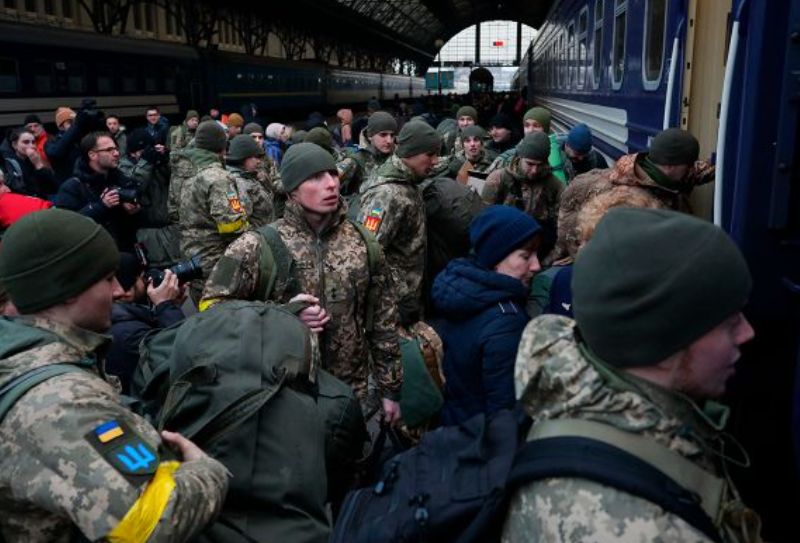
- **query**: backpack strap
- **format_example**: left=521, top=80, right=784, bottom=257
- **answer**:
left=509, top=419, right=726, bottom=543
left=3, top=157, right=24, bottom=193
left=0, top=364, right=89, bottom=426
left=254, top=224, right=294, bottom=302
left=349, top=219, right=380, bottom=333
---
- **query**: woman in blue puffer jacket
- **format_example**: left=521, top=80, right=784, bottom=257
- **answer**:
left=432, top=205, right=541, bottom=425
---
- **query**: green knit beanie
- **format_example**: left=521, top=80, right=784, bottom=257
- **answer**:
left=244, top=122, right=263, bottom=135
left=524, top=107, right=551, bottom=133
left=280, top=142, right=337, bottom=193
left=456, top=106, right=478, bottom=122
left=649, top=128, right=700, bottom=165
left=185, top=110, right=200, bottom=121
left=226, top=134, right=261, bottom=164
left=195, top=120, right=227, bottom=153
left=304, top=127, right=335, bottom=155
left=0, top=209, right=120, bottom=313
left=367, top=111, right=398, bottom=137
left=396, top=121, right=442, bottom=158
left=518, top=131, right=551, bottom=161
left=460, top=125, right=488, bottom=142
left=573, top=208, right=752, bottom=368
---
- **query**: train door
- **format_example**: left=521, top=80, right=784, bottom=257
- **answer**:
left=680, top=0, right=733, bottom=220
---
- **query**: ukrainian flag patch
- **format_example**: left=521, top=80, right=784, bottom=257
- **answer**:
left=95, top=420, right=124, bottom=443
left=363, top=208, right=384, bottom=233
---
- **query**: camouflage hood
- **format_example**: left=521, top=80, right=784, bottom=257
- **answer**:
left=0, top=317, right=108, bottom=387
left=360, top=154, right=418, bottom=194
left=514, top=314, right=732, bottom=470
left=182, top=146, right=220, bottom=169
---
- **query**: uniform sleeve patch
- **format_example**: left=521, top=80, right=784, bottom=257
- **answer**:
left=363, top=208, right=384, bottom=233
left=227, top=188, right=244, bottom=214
left=87, top=420, right=159, bottom=487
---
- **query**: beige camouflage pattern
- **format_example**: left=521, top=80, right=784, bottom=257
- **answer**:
left=167, top=148, right=197, bottom=224
left=554, top=153, right=716, bottom=260
left=201, top=200, right=402, bottom=400
left=357, top=154, right=427, bottom=325
left=351, top=145, right=392, bottom=189
left=228, top=166, right=274, bottom=228
left=0, top=316, right=228, bottom=543
left=503, top=315, right=763, bottom=543
left=481, top=156, right=563, bottom=227
left=178, top=153, right=249, bottom=281
left=333, top=148, right=364, bottom=196
left=168, top=124, right=195, bottom=151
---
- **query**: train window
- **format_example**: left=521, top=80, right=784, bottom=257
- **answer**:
left=593, top=0, right=604, bottom=87
left=559, top=33, right=565, bottom=89
left=96, top=65, right=114, bottom=94
left=643, top=0, right=667, bottom=89
left=54, top=62, right=85, bottom=94
left=33, top=61, right=54, bottom=93
left=612, top=0, right=627, bottom=89
left=567, top=22, right=574, bottom=89
left=122, top=66, right=138, bottom=93
left=0, top=59, right=18, bottom=93
left=578, top=8, right=589, bottom=89
left=61, top=0, right=72, bottom=18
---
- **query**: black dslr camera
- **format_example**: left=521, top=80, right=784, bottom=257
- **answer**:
left=134, top=245, right=204, bottom=288
left=77, top=97, right=107, bottom=132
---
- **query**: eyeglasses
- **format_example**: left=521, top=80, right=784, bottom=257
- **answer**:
left=92, top=147, right=119, bottom=154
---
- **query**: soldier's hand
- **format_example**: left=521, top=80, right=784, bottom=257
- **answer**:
left=122, top=202, right=140, bottom=215
left=290, top=294, right=331, bottom=333
left=148, top=270, right=181, bottom=306
left=382, top=398, right=402, bottom=425
left=101, top=188, right=120, bottom=208
left=161, top=430, right=207, bottom=461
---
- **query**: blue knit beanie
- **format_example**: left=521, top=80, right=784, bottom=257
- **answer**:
left=470, top=206, right=542, bottom=269
left=567, top=123, right=593, bottom=154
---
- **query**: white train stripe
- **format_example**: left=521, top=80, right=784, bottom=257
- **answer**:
left=535, top=96, right=629, bottom=153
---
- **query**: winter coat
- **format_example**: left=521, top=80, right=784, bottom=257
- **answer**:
left=53, top=159, right=141, bottom=251
left=107, top=301, right=185, bottom=395
left=2, top=155, right=58, bottom=199
left=432, top=258, right=530, bottom=425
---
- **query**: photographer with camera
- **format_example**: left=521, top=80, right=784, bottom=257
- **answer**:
left=107, top=252, right=187, bottom=394
left=45, top=98, right=107, bottom=184
left=119, top=128, right=170, bottom=227
left=54, top=131, right=142, bottom=251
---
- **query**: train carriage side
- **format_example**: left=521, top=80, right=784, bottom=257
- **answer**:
left=381, top=73, right=413, bottom=102
left=327, top=69, right=382, bottom=107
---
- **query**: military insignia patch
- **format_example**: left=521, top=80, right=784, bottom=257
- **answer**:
left=363, top=208, right=384, bottom=233
left=87, top=420, right=159, bottom=486
left=336, top=163, right=347, bottom=179
left=227, top=189, right=243, bottom=214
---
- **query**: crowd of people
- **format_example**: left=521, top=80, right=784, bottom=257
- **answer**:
left=0, top=91, right=766, bottom=543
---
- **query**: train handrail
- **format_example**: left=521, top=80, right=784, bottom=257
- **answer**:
left=663, top=18, right=685, bottom=130
left=715, top=0, right=749, bottom=228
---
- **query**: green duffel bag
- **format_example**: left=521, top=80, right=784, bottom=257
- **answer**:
left=136, top=223, right=181, bottom=269
left=398, top=335, right=444, bottom=429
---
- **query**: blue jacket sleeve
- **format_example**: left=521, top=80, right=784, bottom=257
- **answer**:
left=480, top=310, right=527, bottom=415
left=153, top=300, right=185, bottom=328
left=44, top=126, right=81, bottom=161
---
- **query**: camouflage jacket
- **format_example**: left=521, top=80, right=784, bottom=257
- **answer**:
left=0, top=316, right=228, bottom=543
left=167, top=145, right=198, bottom=224
left=555, top=152, right=716, bottom=259
left=201, top=200, right=402, bottom=400
left=504, top=315, right=761, bottom=543
left=119, top=154, right=171, bottom=227
left=228, top=165, right=274, bottom=228
left=178, top=150, right=249, bottom=279
left=168, top=123, right=195, bottom=151
left=333, top=148, right=364, bottom=197
left=350, top=144, right=391, bottom=189
left=357, top=154, right=427, bottom=325
left=481, top=157, right=563, bottom=230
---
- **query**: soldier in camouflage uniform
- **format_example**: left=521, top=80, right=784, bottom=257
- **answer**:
left=118, top=128, right=171, bottom=227
left=448, top=125, right=496, bottom=184
left=350, top=111, right=398, bottom=186
left=482, top=131, right=563, bottom=254
left=202, top=143, right=403, bottom=420
left=244, top=122, right=285, bottom=218
left=168, top=110, right=199, bottom=151
left=227, top=134, right=274, bottom=228
left=442, top=105, right=478, bottom=156
left=357, top=121, right=442, bottom=326
left=0, top=209, right=228, bottom=543
left=304, top=127, right=364, bottom=198
left=555, top=128, right=715, bottom=261
left=178, top=121, right=249, bottom=299
left=505, top=208, right=763, bottom=543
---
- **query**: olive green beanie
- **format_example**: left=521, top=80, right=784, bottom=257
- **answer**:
left=524, top=107, right=551, bottom=133
left=304, top=127, right=335, bottom=155
left=244, top=122, right=263, bottom=135
left=195, top=120, right=227, bottom=153
left=280, top=142, right=337, bottom=193
left=518, top=131, right=551, bottom=161
left=573, top=208, right=752, bottom=368
left=0, top=209, right=119, bottom=313
left=185, top=110, right=200, bottom=121
left=226, top=134, right=262, bottom=164
left=456, top=106, right=478, bottom=122
left=649, top=128, right=700, bottom=165
left=460, top=125, right=488, bottom=142
left=367, top=111, right=398, bottom=137
left=396, top=121, right=442, bottom=158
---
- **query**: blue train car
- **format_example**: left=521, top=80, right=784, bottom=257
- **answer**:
left=528, top=1, right=800, bottom=538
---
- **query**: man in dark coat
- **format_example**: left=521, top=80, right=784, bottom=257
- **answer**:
left=54, top=131, right=142, bottom=251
